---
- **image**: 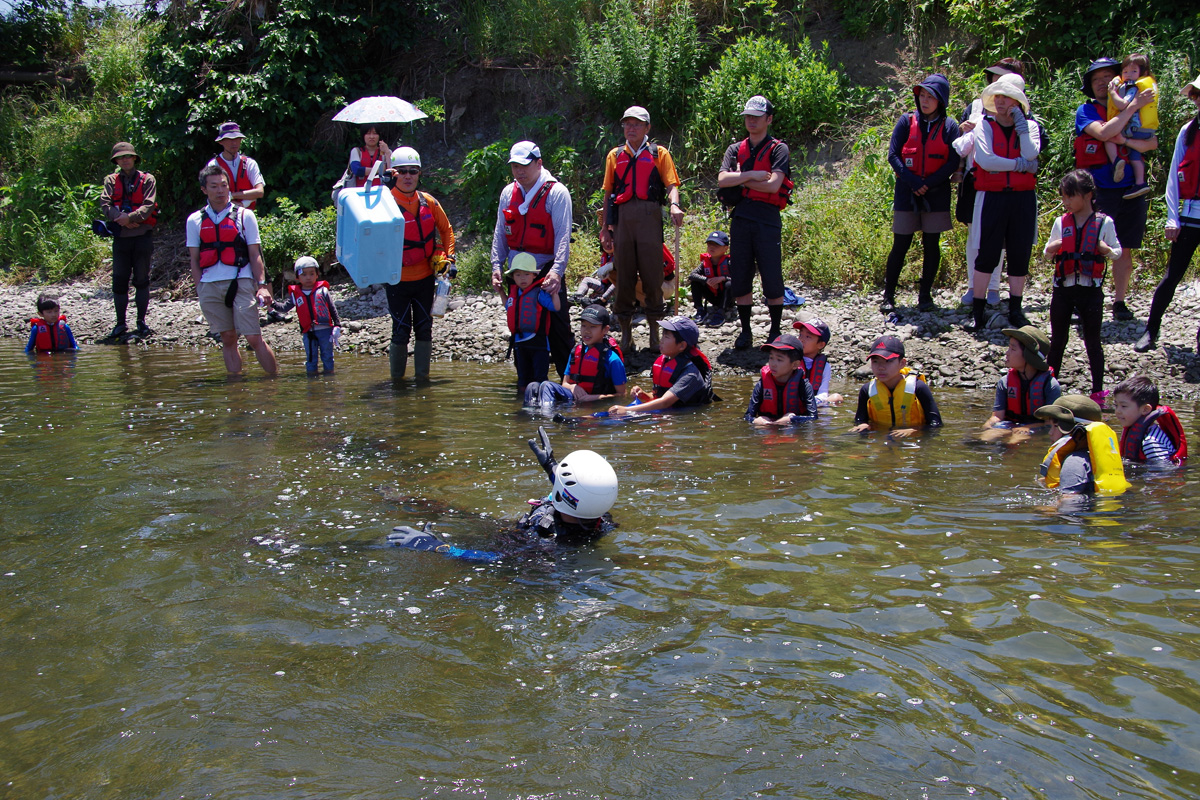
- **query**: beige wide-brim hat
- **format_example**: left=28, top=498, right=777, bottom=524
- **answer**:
left=982, top=74, right=1031, bottom=115
left=1182, top=73, right=1200, bottom=97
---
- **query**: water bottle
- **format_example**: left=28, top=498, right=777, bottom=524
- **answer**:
left=432, top=274, right=451, bottom=317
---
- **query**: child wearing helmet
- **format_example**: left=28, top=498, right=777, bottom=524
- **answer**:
left=388, top=428, right=618, bottom=557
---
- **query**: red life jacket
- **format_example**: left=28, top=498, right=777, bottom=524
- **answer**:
left=111, top=171, right=158, bottom=228
left=758, top=365, right=809, bottom=419
left=1073, top=102, right=1114, bottom=169
left=699, top=252, right=731, bottom=279
left=1176, top=119, right=1200, bottom=201
left=1054, top=212, right=1109, bottom=281
left=1120, top=406, right=1188, bottom=462
left=215, top=154, right=257, bottom=209
left=287, top=281, right=334, bottom=333
left=661, top=244, right=675, bottom=281
left=402, top=192, right=437, bottom=267
left=1005, top=368, right=1054, bottom=421
left=805, top=354, right=828, bottom=393
left=506, top=278, right=550, bottom=336
left=612, top=143, right=664, bottom=205
left=355, top=148, right=383, bottom=188
left=651, top=347, right=713, bottom=397
left=973, top=119, right=1037, bottom=192
left=568, top=337, right=624, bottom=395
left=736, top=136, right=793, bottom=208
left=29, top=315, right=70, bottom=352
left=503, top=181, right=556, bottom=255
left=900, top=114, right=950, bottom=178
left=197, top=207, right=249, bottom=270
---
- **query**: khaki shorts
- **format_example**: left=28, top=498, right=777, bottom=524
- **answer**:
left=198, top=278, right=262, bottom=335
left=893, top=210, right=953, bottom=234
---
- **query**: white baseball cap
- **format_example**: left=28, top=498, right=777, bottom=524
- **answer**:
left=509, top=141, right=542, bottom=165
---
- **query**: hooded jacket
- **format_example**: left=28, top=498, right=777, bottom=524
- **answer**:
left=887, top=74, right=961, bottom=213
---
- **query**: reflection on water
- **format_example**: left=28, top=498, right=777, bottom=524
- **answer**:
left=1, top=347, right=1198, bottom=799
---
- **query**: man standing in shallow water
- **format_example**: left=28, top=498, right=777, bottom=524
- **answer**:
left=187, top=164, right=278, bottom=376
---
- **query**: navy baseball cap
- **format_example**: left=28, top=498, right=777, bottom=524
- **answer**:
left=706, top=231, right=730, bottom=246
left=867, top=335, right=905, bottom=360
left=659, top=316, right=699, bottom=347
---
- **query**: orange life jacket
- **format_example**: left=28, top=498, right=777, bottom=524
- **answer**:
left=1005, top=368, right=1054, bottom=422
left=503, top=181, right=556, bottom=255
left=111, top=171, right=158, bottom=227
left=736, top=136, right=793, bottom=208
left=651, top=347, right=713, bottom=397
left=612, top=143, right=664, bottom=205
left=1120, top=406, right=1188, bottom=462
left=1054, top=212, right=1108, bottom=282
left=758, top=365, right=809, bottom=419
left=699, top=252, right=731, bottom=279
left=215, top=154, right=257, bottom=209
left=197, top=207, right=249, bottom=270
left=287, top=281, right=335, bottom=333
left=805, top=354, right=828, bottom=393
left=973, top=118, right=1036, bottom=192
left=401, top=192, right=437, bottom=267
left=29, top=315, right=71, bottom=352
left=900, top=114, right=950, bottom=178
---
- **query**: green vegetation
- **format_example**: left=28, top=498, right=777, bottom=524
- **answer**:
left=2, top=0, right=1198, bottom=292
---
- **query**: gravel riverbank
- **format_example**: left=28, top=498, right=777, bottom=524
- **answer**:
left=6, top=277, right=1200, bottom=404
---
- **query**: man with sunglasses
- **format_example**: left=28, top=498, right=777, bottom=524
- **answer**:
left=386, top=146, right=456, bottom=381
left=491, top=141, right=575, bottom=377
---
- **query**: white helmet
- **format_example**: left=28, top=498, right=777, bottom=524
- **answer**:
left=392, top=146, right=421, bottom=168
left=551, top=450, right=618, bottom=519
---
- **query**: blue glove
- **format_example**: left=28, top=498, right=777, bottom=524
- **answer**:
left=1013, top=157, right=1030, bottom=173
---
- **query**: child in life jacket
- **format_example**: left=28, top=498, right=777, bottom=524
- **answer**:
left=275, top=256, right=341, bottom=375
left=1034, top=394, right=1130, bottom=496
left=981, top=324, right=1061, bottom=443
left=574, top=238, right=616, bottom=304
left=1043, top=169, right=1122, bottom=408
left=25, top=294, right=78, bottom=353
left=388, top=427, right=618, bottom=559
left=606, top=316, right=717, bottom=415
left=1105, top=54, right=1158, bottom=200
left=506, top=251, right=562, bottom=395
left=524, top=304, right=627, bottom=409
left=851, top=335, right=942, bottom=438
left=744, top=334, right=817, bottom=425
left=1111, top=374, right=1188, bottom=464
left=688, top=230, right=733, bottom=328
left=792, top=316, right=844, bottom=406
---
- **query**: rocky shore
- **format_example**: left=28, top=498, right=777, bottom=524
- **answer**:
left=5, top=277, right=1200, bottom=403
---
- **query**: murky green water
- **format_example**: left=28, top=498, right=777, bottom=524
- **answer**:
left=2, top=346, right=1198, bottom=799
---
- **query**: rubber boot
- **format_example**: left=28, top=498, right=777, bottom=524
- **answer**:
left=647, top=318, right=660, bottom=353
left=617, top=315, right=634, bottom=353
left=413, top=340, right=432, bottom=381
left=389, top=340, right=408, bottom=380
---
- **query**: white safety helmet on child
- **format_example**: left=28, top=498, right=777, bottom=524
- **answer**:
left=551, top=450, right=618, bottom=519
left=393, top=146, right=421, bottom=168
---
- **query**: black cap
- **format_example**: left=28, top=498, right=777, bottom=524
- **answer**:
left=793, top=317, right=831, bottom=343
left=706, top=231, right=730, bottom=246
left=760, top=334, right=804, bottom=353
left=579, top=304, right=611, bottom=326
left=867, top=335, right=905, bottom=360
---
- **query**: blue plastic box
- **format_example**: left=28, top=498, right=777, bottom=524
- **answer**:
left=336, top=183, right=405, bottom=288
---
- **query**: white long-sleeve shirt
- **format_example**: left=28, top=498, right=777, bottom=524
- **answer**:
left=972, top=114, right=1042, bottom=173
left=1164, top=120, right=1200, bottom=229
left=1043, top=212, right=1122, bottom=287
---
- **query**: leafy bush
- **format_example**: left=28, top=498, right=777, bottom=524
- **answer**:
left=256, top=198, right=336, bottom=279
left=684, top=35, right=854, bottom=170
left=0, top=174, right=107, bottom=282
left=574, top=0, right=701, bottom=128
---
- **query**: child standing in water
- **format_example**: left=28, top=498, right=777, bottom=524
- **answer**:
left=792, top=316, right=843, bottom=406
left=850, top=335, right=942, bottom=437
left=26, top=295, right=78, bottom=353
left=277, top=256, right=341, bottom=375
left=506, top=252, right=562, bottom=396
left=1043, top=169, right=1122, bottom=407
left=607, top=317, right=716, bottom=415
left=1105, top=54, right=1158, bottom=200
left=744, top=334, right=817, bottom=426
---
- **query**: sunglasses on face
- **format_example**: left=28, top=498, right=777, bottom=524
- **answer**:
left=395, top=168, right=420, bottom=176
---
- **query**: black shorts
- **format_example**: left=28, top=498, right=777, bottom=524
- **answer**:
left=1094, top=188, right=1148, bottom=250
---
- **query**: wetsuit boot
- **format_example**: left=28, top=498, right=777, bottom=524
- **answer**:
left=647, top=318, right=660, bottom=353
left=413, top=340, right=432, bottom=381
left=389, top=340, right=408, bottom=380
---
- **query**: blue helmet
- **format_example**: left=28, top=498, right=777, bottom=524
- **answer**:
left=1081, top=58, right=1120, bottom=98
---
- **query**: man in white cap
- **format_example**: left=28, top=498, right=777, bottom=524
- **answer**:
left=717, top=95, right=793, bottom=348
left=207, top=122, right=265, bottom=210
left=491, top=140, right=575, bottom=376
left=1074, top=58, right=1157, bottom=321
left=600, top=105, right=684, bottom=353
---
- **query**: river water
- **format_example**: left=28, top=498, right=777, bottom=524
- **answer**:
left=1, top=346, right=1198, bottom=799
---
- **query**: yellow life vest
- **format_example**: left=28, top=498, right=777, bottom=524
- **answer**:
left=1039, top=422, right=1131, bottom=496
left=866, top=369, right=926, bottom=428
